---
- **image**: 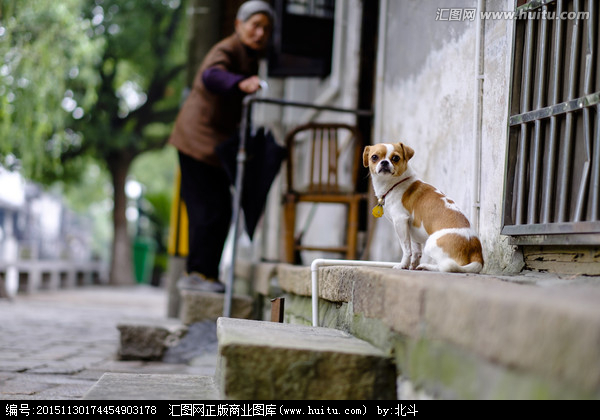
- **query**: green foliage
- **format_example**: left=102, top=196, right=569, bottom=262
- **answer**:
left=0, top=0, right=102, bottom=181
left=1, top=0, right=190, bottom=279
left=62, top=160, right=109, bottom=208
left=1, top=0, right=187, bottom=180
left=70, top=0, right=188, bottom=160
left=131, top=146, right=178, bottom=252
left=131, top=145, right=178, bottom=196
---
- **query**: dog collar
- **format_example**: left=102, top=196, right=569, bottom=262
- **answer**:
left=372, top=177, right=410, bottom=218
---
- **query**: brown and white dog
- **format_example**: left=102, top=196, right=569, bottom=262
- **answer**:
left=363, top=142, right=484, bottom=273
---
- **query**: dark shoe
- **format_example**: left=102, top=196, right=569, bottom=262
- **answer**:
left=177, top=272, right=225, bottom=293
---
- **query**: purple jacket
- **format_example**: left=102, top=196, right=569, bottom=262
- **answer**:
left=168, top=33, right=260, bottom=166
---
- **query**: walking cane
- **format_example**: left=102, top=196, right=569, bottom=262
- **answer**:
left=223, top=81, right=267, bottom=318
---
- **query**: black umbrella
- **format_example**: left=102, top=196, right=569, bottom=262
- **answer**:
left=216, top=125, right=286, bottom=240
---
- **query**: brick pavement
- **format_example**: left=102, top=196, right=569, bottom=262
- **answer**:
left=0, top=285, right=215, bottom=400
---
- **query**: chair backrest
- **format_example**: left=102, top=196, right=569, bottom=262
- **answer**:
left=285, top=122, right=363, bottom=194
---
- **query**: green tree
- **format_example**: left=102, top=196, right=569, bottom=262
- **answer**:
left=0, top=0, right=101, bottom=179
left=73, top=0, right=187, bottom=285
left=1, top=0, right=188, bottom=285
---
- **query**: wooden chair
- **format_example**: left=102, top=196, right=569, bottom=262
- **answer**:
left=282, top=122, right=367, bottom=264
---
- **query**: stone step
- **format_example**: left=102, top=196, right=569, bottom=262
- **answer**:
left=273, top=263, right=600, bottom=399
left=179, top=290, right=254, bottom=324
left=215, top=317, right=396, bottom=400
left=86, top=316, right=396, bottom=400
left=82, top=373, right=219, bottom=400
left=117, top=317, right=188, bottom=361
left=116, top=290, right=249, bottom=362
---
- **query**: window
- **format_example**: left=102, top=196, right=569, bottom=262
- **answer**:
left=503, top=0, right=600, bottom=245
left=268, top=0, right=335, bottom=77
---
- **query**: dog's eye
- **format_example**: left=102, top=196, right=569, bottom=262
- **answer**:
left=391, top=155, right=400, bottom=163
left=371, top=155, right=379, bottom=162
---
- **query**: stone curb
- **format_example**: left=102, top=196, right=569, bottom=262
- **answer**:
left=215, top=317, right=396, bottom=400
left=275, top=263, right=600, bottom=392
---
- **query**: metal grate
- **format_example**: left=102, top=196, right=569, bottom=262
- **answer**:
left=502, top=0, right=600, bottom=245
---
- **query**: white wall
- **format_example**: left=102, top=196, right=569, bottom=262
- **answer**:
left=371, top=0, right=522, bottom=273
left=249, top=0, right=524, bottom=274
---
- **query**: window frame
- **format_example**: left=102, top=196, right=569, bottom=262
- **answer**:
left=502, top=0, right=600, bottom=245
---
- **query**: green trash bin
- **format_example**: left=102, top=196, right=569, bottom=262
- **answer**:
left=133, top=236, right=157, bottom=284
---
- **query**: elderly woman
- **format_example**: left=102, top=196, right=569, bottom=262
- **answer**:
left=169, top=1, right=275, bottom=292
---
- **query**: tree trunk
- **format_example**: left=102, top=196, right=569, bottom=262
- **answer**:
left=108, top=153, right=135, bottom=285
left=186, top=0, right=223, bottom=86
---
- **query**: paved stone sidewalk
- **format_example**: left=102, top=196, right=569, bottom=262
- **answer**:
left=0, top=285, right=216, bottom=400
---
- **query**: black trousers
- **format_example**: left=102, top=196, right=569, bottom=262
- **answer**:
left=177, top=151, right=232, bottom=279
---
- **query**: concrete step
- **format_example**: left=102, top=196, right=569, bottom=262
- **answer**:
left=179, top=290, right=254, bottom=324
left=84, top=316, right=396, bottom=400
left=83, top=290, right=257, bottom=401
left=83, top=373, right=219, bottom=400
left=113, top=290, right=254, bottom=363
left=273, top=263, right=600, bottom=399
left=117, top=317, right=188, bottom=361
left=215, top=317, right=396, bottom=400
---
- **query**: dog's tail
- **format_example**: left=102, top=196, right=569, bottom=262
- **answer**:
left=439, top=260, right=483, bottom=274
left=457, top=261, right=483, bottom=273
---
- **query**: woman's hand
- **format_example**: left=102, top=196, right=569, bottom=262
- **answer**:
left=238, top=75, right=263, bottom=94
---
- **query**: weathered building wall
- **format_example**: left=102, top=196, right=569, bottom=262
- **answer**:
left=371, top=0, right=521, bottom=273
left=247, top=0, right=523, bottom=275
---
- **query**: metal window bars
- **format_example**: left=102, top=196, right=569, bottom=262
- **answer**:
left=502, top=0, right=600, bottom=244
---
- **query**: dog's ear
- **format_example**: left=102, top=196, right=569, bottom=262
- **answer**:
left=362, top=146, right=371, bottom=168
left=400, top=143, right=414, bottom=161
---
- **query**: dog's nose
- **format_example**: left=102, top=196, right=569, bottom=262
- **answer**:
left=380, top=160, right=389, bottom=167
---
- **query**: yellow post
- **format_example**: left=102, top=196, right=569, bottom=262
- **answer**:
left=167, top=168, right=189, bottom=257
left=166, top=167, right=188, bottom=317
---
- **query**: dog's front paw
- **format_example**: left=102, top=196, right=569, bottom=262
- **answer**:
left=410, top=254, right=422, bottom=270
left=394, top=256, right=410, bottom=270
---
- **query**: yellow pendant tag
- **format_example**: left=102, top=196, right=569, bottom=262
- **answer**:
left=372, top=203, right=384, bottom=218
left=372, top=205, right=383, bottom=218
